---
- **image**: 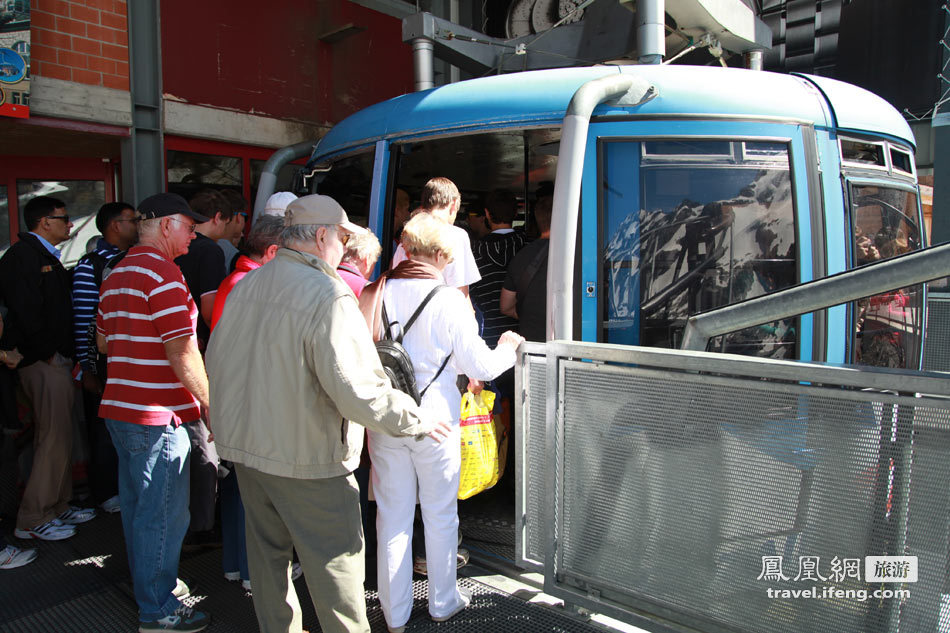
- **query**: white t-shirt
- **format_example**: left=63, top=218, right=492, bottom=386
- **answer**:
left=392, top=223, right=481, bottom=289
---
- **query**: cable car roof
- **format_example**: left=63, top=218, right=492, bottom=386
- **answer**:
left=310, top=65, right=914, bottom=165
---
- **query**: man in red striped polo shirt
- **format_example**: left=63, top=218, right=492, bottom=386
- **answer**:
left=96, top=192, right=213, bottom=633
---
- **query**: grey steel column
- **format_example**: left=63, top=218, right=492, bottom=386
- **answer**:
left=637, top=0, right=665, bottom=64
left=123, top=0, right=164, bottom=204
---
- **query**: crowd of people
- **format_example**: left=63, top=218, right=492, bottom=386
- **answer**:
left=0, top=176, right=551, bottom=633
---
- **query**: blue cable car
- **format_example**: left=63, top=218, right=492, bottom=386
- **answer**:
left=303, top=65, right=923, bottom=369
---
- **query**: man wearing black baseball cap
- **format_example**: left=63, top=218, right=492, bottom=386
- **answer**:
left=95, top=192, right=212, bottom=633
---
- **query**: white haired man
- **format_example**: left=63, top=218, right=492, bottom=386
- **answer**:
left=206, top=194, right=450, bottom=633
left=96, top=192, right=212, bottom=633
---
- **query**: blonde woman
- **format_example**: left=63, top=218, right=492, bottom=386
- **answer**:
left=360, top=213, right=524, bottom=632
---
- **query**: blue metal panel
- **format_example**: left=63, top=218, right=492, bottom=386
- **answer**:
left=817, top=129, right=849, bottom=363
left=368, top=140, right=391, bottom=280
left=788, top=129, right=814, bottom=361
left=580, top=125, right=601, bottom=342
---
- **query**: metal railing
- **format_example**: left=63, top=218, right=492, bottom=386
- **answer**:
left=681, top=242, right=950, bottom=352
left=516, top=340, right=950, bottom=633
left=924, top=291, right=950, bottom=372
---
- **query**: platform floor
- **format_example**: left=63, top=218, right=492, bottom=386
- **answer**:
left=0, top=491, right=612, bottom=633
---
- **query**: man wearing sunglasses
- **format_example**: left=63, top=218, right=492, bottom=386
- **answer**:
left=0, top=196, right=92, bottom=542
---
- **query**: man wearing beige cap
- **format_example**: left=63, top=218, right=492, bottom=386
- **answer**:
left=206, top=194, right=450, bottom=633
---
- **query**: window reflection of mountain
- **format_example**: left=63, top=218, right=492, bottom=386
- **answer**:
left=720, top=224, right=797, bottom=358
left=631, top=169, right=795, bottom=354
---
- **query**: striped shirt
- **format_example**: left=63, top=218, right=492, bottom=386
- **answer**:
left=470, top=229, right=528, bottom=347
left=96, top=245, right=201, bottom=426
left=72, top=238, right=121, bottom=371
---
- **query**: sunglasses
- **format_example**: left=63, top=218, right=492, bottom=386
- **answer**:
left=169, top=218, right=197, bottom=234
left=46, top=215, right=70, bottom=223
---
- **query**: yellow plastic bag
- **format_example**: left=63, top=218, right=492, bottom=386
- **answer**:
left=458, top=389, right=501, bottom=500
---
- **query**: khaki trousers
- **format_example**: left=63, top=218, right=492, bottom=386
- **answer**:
left=16, top=354, right=75, bottom=529
left=235, top=464, right=370, bottom=633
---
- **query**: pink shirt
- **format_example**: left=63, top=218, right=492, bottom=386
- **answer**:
left=337, top=261, right=367, bottom=298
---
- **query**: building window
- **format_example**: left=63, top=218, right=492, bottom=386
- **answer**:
left=16, top=180, right=106, bottom=268
left=166, top=150, right=242, bottom=201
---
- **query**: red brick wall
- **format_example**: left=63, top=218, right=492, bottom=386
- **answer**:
left=31, top=0, right=129, bottom=91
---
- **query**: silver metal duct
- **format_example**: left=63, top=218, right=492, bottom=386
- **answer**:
left=549, top=73, right=641, bottom=340
left=637, top=0, right=665, bottom=64
left=412, top=37, right=435, bottom=91
left=744, top=50, right=764, bottom=70
left=251, top=140, right=314, bottom=224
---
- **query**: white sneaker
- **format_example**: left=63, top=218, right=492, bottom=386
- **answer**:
left=100, top=495, right=121, bottom=514
left=58, top=505, right=96, bottom=525
left=241, top=579, right=252, bottom=591
left=431, top=587, right=472, bottom=622
left=223, top=571, right=241, bottom=582
left=173, top=577, right=192, bottom=599
left=14, top=519, right=76, bottom=541
left=0, top=545, right=37, bottom=569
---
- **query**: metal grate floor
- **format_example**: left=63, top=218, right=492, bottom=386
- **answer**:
left=0, top=509, right=603, bottom=632
left=459, top=482, right=518, bottom=568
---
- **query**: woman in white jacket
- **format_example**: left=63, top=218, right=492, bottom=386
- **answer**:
left=360, top=213, right=524, bottom=633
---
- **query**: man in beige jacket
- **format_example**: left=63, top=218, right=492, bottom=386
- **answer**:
left=206, top=195, right=449, bottom=633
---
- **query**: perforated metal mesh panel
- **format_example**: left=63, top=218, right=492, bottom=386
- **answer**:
left=538, top=343, right=950, bottom=633
left=924, top=293, right=950, bottom=372
left=516, top=346, right=549, bottom=570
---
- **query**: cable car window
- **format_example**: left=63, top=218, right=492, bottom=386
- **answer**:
left=889, top=147, right=914, bottom=177
left=311, top=150, right=375, bottom=228
left=840, top=138, right=887, bottom=169
left=850, top=184, right=922, bottom=368
left=390, top=128, right=560, bottom=241
left=603, top=139, right=797, bottom=358
left=642, top=140, right=732, bottom=161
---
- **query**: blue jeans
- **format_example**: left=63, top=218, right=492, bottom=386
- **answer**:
left=106, top=418, right=191, bottom=622
left=220, top=467, right=249, bottom=580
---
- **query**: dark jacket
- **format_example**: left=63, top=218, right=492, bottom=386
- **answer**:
left=0, top=233, right=74, bottom=368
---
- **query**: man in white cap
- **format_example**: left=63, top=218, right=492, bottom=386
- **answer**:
left=260, top=191, right=298, bottom=219
left=206, top=194, right=450, bottom=633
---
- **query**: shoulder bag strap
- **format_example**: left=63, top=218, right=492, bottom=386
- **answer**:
left=516, top=243, right=548, bottom=296
left=419, top=352, right=452, bottom=400
left=402, top=284, right=446, bottom=336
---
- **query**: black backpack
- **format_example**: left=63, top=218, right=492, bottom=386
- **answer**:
left=377, top=284, right=452, bottom=405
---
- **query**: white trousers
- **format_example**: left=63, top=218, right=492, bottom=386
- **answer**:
left=368, top=425, right=464, bottom=628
